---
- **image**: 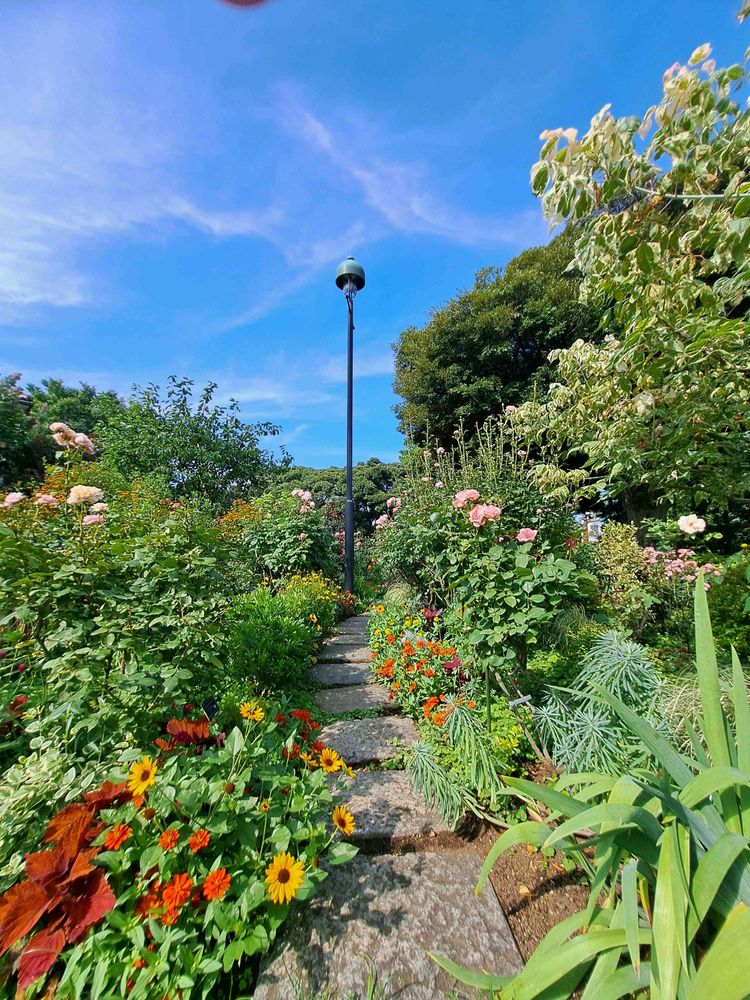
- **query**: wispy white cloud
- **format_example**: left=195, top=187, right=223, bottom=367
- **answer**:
left=318, top=345, right=394, bottom=383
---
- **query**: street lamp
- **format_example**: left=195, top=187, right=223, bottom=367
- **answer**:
left=335, top=255, right=366, bottom=595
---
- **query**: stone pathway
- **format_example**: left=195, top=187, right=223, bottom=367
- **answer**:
left=257, top=613, right=521, bottom=999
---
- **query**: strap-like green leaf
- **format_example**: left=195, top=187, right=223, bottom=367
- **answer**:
left=502, top=775, right=588, bottom=818
left=427, top=951, right=512, bottom=992
left=731, top=647, right=750, bottom=836
left=688, top=832, right=750, bottom=939
left=543, top=802, right=663, bottom=850
left=596, top=962, right=652, bottom=999
left=651, top=823, right=687, bottom=1000
left=679, top=767, right=750, bottom=809
left=621, top=859, right=642, bottom=974
left=687, top=903, right=750, bottom=1000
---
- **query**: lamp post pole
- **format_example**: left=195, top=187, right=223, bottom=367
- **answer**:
left=335, top=256, right=366, bottom=596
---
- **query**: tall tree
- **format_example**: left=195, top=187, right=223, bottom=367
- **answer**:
left=393, top=230, right=602, bottom=446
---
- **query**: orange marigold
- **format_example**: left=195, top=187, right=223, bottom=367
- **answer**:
left=162, top=872, right=193, bottom=909
left=203, top=867, right=232, bottom=901
left=423, top=696, right=440, bottom=718
left=188, top=829, right=210, bottom=853
left=159, top=828, right=180, bottom=851
left=103, top=823, right=132, bottom=851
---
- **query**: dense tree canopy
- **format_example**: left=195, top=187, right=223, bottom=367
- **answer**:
left=516, top=42, right=750, bottom=519
left=97, top=378, right=284, bottom=511
left=392, top=231, right=602, bottom=447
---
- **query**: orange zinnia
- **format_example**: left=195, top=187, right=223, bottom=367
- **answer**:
left=203, top=867, right=231, bottom=901
left=160, top=907, right=179, bottom=926
left=423, top=696, right=440, bottom=718
left=162, top=873, right=193, bottom=909
left=189, top=829, right=210, bottom=853
left=159, top=828, right=180, bottom=851
left=103, top=823, right=132, bottom=851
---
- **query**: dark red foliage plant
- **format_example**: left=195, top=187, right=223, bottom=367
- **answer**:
left=0, top=784, right=129, bottom=989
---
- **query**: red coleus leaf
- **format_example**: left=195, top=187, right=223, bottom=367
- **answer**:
left=166, top=717, right=211, bottom=745
left=24, top=846, right=70, bottom=887
left=83, top=780, right=131, bottom=811
left=0, top=881, right=51, bottom=953
left=17, top=929, right=66, bottom=989
left=61, top=870, right=115, bottom=944
left=43, top=804, right=95, bottom=860
left=61, top=848, right=99, bottom=887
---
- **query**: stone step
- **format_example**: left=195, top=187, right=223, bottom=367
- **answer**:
left=336, top=615, right=369, bottom=635
left=324, top=632, right=372, bottom=647
left=311, top=661, right=371, bottom=687
left=254, top=851, right=522, bottom=1000
left=317, top=646, right=371, bottom=664
left=333, top=771, right=450, bottom=842
left=319, top=716, right=418, bottom=767
left=314, top=684, right=390, bottom=714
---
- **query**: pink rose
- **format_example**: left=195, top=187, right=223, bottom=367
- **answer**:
left=452, top=489, right=480, bottom=510
left=34, top=494, right=58, bottom=507
left=82, top=513, right=105, bottom=526
left=469, top=504, right=502, bottom=528
left=2, top=492, right=25, bottom=507
left=517, top=528, right=538, bottom=543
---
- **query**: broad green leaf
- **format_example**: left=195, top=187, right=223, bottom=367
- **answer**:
left=597, top=962, right=652, bottom=999
left=694, top=580, right=731, bottom=771
left=651, top=823, right=686, bottom=1000
left=730, top=648, right=750, bottom=834
left=679, top=767, right=750, bottom=810
left=543, top=803, right=663, bottom=850
left=688, top=833, right=750, bottom=938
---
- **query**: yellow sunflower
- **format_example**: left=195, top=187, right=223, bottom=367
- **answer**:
left=264, top=852, right=305, bottom=905
left=332, top=805, right=356, bottom=837
left=318, top=746, right=343, bottom=773
left=299, top=751, right=317, bottom=769
left=127, top=755, right=157, bottom=797
left=240, top=702, right=265, bottom=722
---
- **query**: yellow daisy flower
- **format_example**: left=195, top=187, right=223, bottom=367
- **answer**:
left=240, top=702, right=265, bottom=722
left=264, top=852, right=305, bottom=905
left=318, top=747, right=343, bottom=773
left=332, top=805, right=356, bottom=837
left=127, top=755, right=157, bottom=797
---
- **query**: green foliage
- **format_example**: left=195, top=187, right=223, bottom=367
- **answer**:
left=227, top=587, right=317, bottom=692
left=516, top=43, right=750, bottom=517
left=97, top=377, right=283, bottom=511
left=393, top=231, right=602, bottom=446
left=438, top=580, right=750, bottom=998
left=536, top=631, right=664, bottom=772
left=594, top=521, right=657, bottom=633
left=708, top=549, right=750, bottom=658
left=0, top=373, right=40, bottom=487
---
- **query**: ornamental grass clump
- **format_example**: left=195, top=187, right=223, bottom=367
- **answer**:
left=0, top=709, right=357, bottom=996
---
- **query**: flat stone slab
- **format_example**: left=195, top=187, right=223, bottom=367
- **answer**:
left=312, top=661, right=371, bottom=687
left=333, top=771, right=450, bottom=841
left=319, top=716, right=417, bottom=766
left=325, top=632, right=373, bottom=647
left=336, top=615, right=369, bottom=634
left=314, top=684, right=390, bottom=714
left=317, top=646, right=371, bottom=664
left=255, top=851, right=521, bottom=1000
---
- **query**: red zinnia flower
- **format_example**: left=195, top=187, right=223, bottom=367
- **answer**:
left=162, top=873, right=193, bottom=909
left=290, top=708, right=311, bottom=723
left=103, top=823, right=132, bottom=851
left=188, top=829, right=210, bottom=853
left=159, top=828, right=180, bottom=851
left=203, top=868, right=231, bottom=901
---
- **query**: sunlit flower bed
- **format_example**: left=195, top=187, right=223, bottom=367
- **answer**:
left=0, top=709, right=356, bottom=997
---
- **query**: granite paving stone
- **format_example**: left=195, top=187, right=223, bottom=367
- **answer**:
left=332, top=771, right=450, bottom=841
left=316, top=646, right=371, bottom=664
left=319, top=716, right=417, bottom=766
left=314, top=684, right=390, bottom=714
left=254, top=851, right=522, bottom=1000
left=311, top=661, right=371, bottom=687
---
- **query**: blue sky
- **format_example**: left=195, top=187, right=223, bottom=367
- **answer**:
left=0, top=0, right=745, bottom=467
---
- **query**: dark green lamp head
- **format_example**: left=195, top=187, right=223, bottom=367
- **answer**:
left=335, top=256, right=366, bottom=293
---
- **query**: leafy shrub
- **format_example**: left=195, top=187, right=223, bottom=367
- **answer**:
left=436, top=579, right=750, bottom=998
left=708, top=549, right=750, bottom=658
left=0, top=713, right=357, bottom=997
left=277, top=572, right=342, bottom=638
left=227, top=587, right=316, bottom=691
left=224, top=491, right=339, bottom=586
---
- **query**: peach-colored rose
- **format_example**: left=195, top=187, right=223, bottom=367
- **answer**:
left=452, top=489, right=480, bottom=510
left=468, top=504, right=502, bottom=528
left=517, top=528, right=538, bottom=543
